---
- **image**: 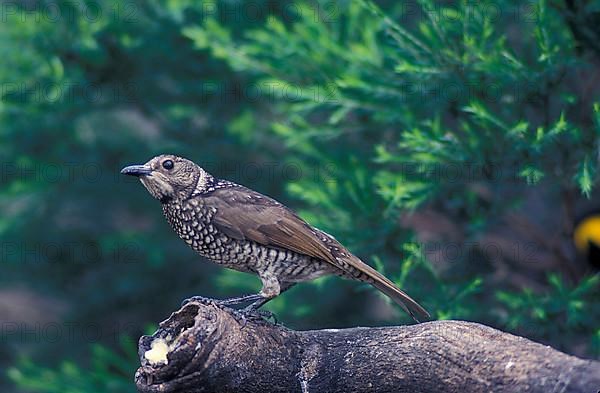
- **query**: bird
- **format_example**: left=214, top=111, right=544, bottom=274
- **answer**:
left=121, top=154, right=430, bottom=322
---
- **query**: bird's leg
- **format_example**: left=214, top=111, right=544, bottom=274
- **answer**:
left=241, top=280, right=296, bottom=316
left=181, top=275, right=286, bottom=308
left=243, top=295, right=274, bottom=311
left=238, top=275, right=280, bottom=317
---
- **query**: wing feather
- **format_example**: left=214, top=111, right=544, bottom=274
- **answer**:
left=204, top=187, right=335, bottom=262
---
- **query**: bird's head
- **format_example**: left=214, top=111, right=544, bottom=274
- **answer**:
left=121, top=154, right=208, bottom=203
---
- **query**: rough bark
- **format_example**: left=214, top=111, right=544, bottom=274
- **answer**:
left=134, top=298, right=600, bottom=393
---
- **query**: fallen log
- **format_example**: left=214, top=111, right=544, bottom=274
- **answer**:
left=134, top=298, right=600, bottom=393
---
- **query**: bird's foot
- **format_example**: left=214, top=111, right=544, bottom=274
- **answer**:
left=218, top=294, right=263, bottom=306
left=181, top=294, right=263, bottom=308
left=180, top=295, right=277, bottom=327
left=181, top=295, right=215, bottom=307
left=233, top=307, right=277, bottom=328
left=240, top=304, right=278, bottom=323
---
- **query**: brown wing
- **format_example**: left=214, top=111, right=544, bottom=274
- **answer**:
left=202, top=186, right=335, bottom=262
left=203, top=186, right=430, bottom=321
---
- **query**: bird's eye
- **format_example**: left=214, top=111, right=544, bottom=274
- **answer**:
left=162, top=160, right=174, bottom=170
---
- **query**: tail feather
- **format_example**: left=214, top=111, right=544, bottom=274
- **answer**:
left=313, top=228, right=430, bottom=321
left=370, top=276, right=430, bottom=322
left=346, top=256, right=430, bottom=322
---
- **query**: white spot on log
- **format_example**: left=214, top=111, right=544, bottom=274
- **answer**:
left=299, top=345, right=321, bottom=393
left=300, top=379, right=309, bottom=393
left=144, top=338, right=170, bottom=365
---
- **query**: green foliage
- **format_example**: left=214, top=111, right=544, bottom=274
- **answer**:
left=497, top=274, right=600, bottom=355
left=386, top=243, right=484, bottom=321
left=2, top=0, right=600, bottom=391
left=8, top=337, right=137, bottom=393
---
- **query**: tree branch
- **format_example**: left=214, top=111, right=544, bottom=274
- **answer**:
left=134, top=298, right=600, bottom=393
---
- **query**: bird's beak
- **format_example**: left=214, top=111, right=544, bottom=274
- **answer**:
left=121, top=164, right=153, bottom=177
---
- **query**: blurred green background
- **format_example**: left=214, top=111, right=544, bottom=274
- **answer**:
left=1, top=0, right=599, bottom=391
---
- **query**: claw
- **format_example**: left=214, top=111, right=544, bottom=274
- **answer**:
left=239, top=306, right=277, bottom=323
left=237, top=312, right=248, bottom=329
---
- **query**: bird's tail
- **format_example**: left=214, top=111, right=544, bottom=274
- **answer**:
left=348, top=256, right=430, bottom=322
left=369, top=274, right=430, bottom=322
left=315, top=228, right=429, bottom=321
